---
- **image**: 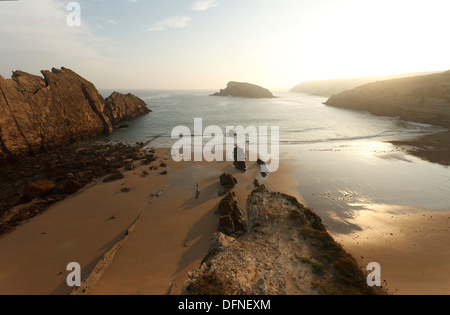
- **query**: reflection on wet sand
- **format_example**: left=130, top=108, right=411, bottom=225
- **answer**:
left=272, top=141, right=450, bottom=294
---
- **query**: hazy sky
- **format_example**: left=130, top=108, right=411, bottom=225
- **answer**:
left=1, top=0, right=449, bottom=89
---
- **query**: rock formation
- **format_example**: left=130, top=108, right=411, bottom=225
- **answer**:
left=183, top=188, right=382, bottom=295
left=219, top=173, right=238, bottom=190
left=211, top=81, right=275, bottom=98
left=325, top=70, right=450, bottom=127
left=218, top=192, right=247, bottom=236
left=104, top=92, right=151, bottom=126
left=233, top=146, right=247, bottom=172
left=0, top=67, right=150, bottom=165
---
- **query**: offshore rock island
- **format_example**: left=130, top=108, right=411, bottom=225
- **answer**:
left=211, top=81, right=275, bottom=99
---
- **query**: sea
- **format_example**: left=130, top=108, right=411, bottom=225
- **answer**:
left=98, top=90, right=450, bottom=230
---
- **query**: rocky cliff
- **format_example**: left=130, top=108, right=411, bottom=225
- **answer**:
left=211, top=81, right=275, bottom=98
left=325, top=70, right=450, bottom=127
left=0, top=67, right=150, bottom=166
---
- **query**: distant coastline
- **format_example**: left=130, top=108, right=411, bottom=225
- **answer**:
left=323, top=70, right=450, bottom=165
left=290, top=71, right=443, bottom=97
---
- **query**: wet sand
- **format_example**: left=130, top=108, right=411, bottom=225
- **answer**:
left=281, top=141, right=450, bottom=295
left=334, top=206, right=450, bottom=295
left=0, top=149, right=172, bottom=294
left=0, top=148, right=285, bottom=295
left=0, top=143, right=449, bottom=295
left=390, top=131, right=450, bottom=166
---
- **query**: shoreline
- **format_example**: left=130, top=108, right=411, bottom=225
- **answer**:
left=389, top=130, right=450, bottom=166
left=0, top=140, right=155, bottom=238
left=0, top=139, right=449, bottom=294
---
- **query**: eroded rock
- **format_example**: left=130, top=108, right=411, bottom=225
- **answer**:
left=218, top=193, right=246, bottom=236
left=23, top=179, right=55, bottom=200
left=219, top=173, right=238, bottom=190
left=0, top=68, right=150, bottom=164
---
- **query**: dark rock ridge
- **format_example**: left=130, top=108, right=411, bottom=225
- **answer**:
left=211, top=81, right=275, bottom=98
left=0, top=67, right=150, bottom=165
left=325, top=70, right=450, bottom=127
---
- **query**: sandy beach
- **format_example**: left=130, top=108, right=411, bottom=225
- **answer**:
left=2, top=0, right=450, bottom=300
left=0, top=142, right=449, bottom=295
left=0, top=148, right=281, bottom=295
left=280, top=141, right=450, bottom=295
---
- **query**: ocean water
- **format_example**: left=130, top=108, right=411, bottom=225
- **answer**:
left=99, top=90, right=443, bottom=148
left=99, top=90, right=450, bottom=229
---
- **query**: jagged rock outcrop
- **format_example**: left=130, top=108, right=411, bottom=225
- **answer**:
left=211, top=81, right=275, bottom=98
left=219, top=173, right=238, bottom=190
left=104, top=92, right=151, bottom=126
left=183, top=189, right=382, bottom=295
left=0, top=67, right=150, bottom=165
left=218, top=192, right=247, bottom=236
left=325, top=70, right=450, bottom=127
left=233, top=146, right=247, bottom=172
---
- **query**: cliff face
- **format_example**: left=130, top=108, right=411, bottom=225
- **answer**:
left=325, top=71, right=450, bottom=126
left=211, top=81, right=275, bottom=98
left=0, top=68, right=149, bottom=165
left=104, top=92, right=151, bottom=126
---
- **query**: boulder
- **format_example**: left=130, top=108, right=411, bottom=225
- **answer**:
left=23, top=179, right=55, bottom=200
left=219, top=173, right=238, bottom=189
left=233, top=147, right=247, bottom=172
left=254, top=179, right=265, bottom=188
left=60, top=179, right=83, bottom=195
left=124, top=163, right=134, bottom=171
